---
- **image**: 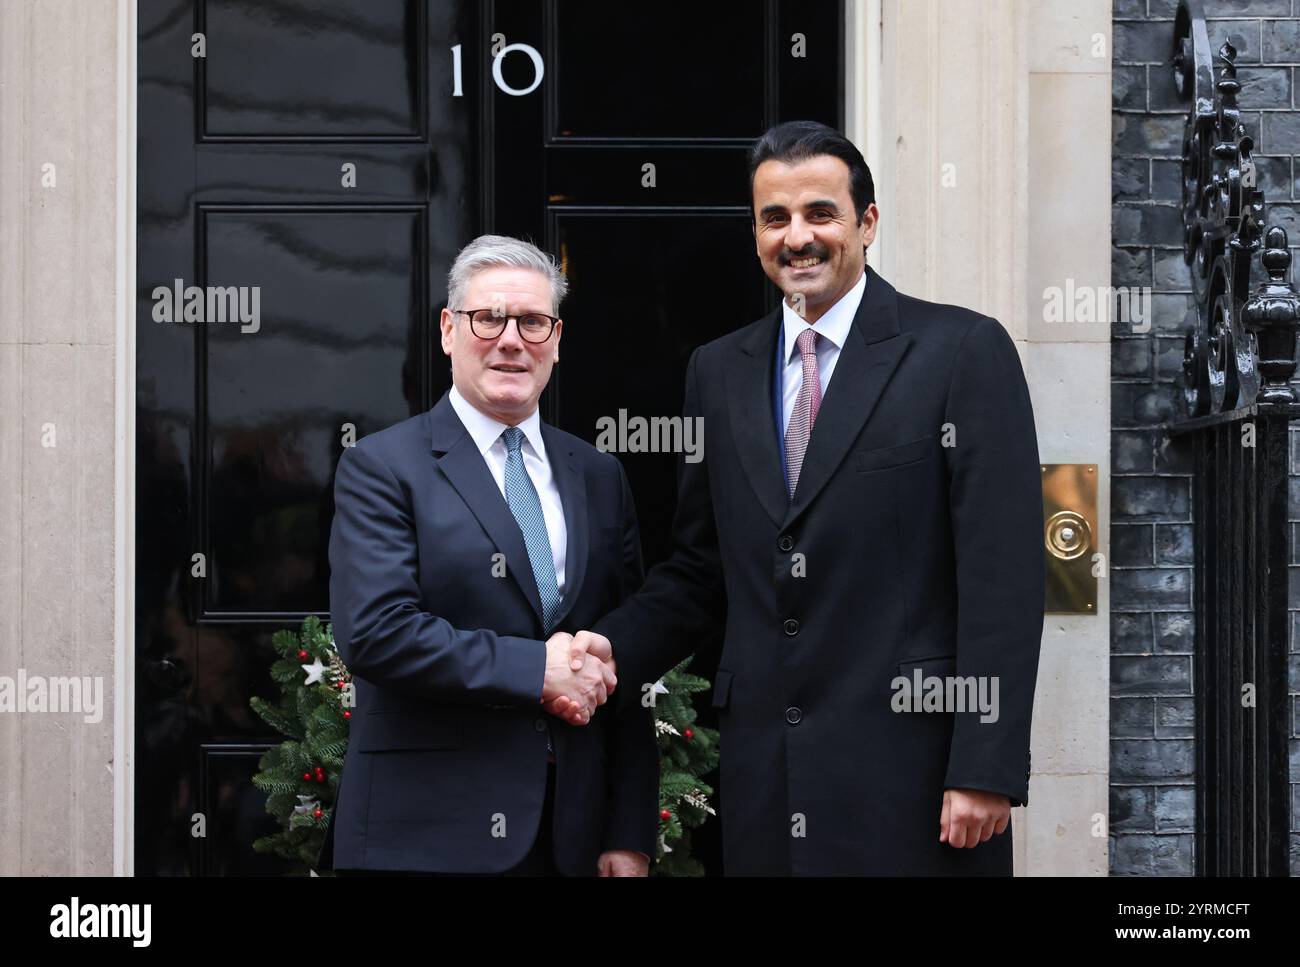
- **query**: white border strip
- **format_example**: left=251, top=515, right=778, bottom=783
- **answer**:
left=113, top=0, right=137, bottom=877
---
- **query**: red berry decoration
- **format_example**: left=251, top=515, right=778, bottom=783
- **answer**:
left=302, top=772, right=312, bottom=781
left=660, top=809, right=671, bottom=821
left=343, top=710, right=351, bottom=720
left=313, top=808, right=323, bottom=819
left=298, top=650, right=307, bottom=659
left=683, top=729, right=694, bottom=740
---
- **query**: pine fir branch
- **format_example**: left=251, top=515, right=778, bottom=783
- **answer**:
left=250, top=697, right=304, bottom=740
left=317, top=739, right=349, bottom=759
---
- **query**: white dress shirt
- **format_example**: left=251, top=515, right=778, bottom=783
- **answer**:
left=780, top=270, right=867, bottom=437
left=448, top=385, right=567, bottom=594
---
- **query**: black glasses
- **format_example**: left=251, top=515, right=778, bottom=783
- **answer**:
left=453, top=308, right=559, bottom=343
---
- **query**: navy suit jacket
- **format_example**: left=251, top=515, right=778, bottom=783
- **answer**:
left=318, top=392, right=658, bottom=873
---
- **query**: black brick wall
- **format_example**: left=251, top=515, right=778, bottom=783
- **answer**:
left=1112, top=0, right=1300, bottom=876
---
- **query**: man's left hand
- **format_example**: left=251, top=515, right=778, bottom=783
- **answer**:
left=597, top=850, right=649, bottom=877
left=939, top=788, right=1011, bottom=848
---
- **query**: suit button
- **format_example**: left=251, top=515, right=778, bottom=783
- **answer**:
left=533, top=718, right=548, bottom=732
left=783, top=618, right=799, bottom=636
left=786, top=707, right=802, bottom=724
left=778, top=535, right=794, bottom=552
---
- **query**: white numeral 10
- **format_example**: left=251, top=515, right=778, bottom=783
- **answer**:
left=450, top=42, right=545, bottom=97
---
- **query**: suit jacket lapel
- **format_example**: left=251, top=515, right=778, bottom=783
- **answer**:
left=725, top=305, right=788, bottom=528
left=428, top=395, right=545, bottom=625
left=784, top=266, right=913, bottom=526
left=541, top=422, right=588, bottom=629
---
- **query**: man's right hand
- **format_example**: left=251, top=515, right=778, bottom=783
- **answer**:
left=568, top=630, right=613, bottom=671
left=541, top=631, right=617, bottom=725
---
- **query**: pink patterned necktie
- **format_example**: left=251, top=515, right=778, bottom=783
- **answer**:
left=785, top=327, right=822, bottom=498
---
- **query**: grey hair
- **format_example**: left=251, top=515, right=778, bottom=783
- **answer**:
left=445, top=234, right=569, bottom=316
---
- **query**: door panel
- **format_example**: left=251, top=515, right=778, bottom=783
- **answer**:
left=550, top=4, right=766, bottom=140
left=201, top=207, right=423, bottom=615
left=198, top=0, right=424, bottom=139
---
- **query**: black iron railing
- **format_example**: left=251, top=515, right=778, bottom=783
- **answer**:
left=1166, top=0, right=1298, bottom=876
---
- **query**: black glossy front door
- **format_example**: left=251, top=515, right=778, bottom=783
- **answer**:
left=136, top=0, right=842, bottom=875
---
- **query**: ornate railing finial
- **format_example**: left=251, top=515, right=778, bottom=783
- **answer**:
left=1242, top=227, right=1300, bottom=403
left=1174, top=1, right=1300, bottom=417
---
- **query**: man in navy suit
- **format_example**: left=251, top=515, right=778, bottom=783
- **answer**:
left=555, top=121, right=1045, bottom=875
left=320, top=235, right=657, bottom=876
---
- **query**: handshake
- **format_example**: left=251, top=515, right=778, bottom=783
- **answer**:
left=540, top=630, right=616, bottom=725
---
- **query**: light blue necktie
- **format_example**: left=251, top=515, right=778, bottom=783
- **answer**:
left=502, top=427, right=562, bottom=633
